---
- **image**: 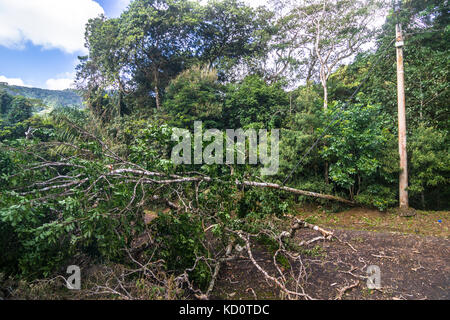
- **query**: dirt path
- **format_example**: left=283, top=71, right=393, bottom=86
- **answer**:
left=213, top=227, right=450, bottom=300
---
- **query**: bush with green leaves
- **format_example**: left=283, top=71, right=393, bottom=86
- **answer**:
left=321, top=101, right=398, bottom=210
left=154, top=212, right=212, bottom=289
left=225, top=75, right=289, bottom=129
left=277, top=85, right=329, bottom=195
left=163, top=66, right=225, bottom=129
left=408, top=125, right=450, bottom=209
left=0, top=91, right=36, bottom=141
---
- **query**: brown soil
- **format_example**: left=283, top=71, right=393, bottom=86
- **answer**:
left=212, top=208, right=450, bottom=300
left=3, top=207, right=448, bottom=300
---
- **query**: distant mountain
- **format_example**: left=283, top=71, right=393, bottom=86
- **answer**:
left=0, top=83, right=83, bottom=109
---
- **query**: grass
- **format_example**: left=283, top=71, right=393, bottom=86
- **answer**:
left=294, top=205, right=449, bottom=238
left=300, top=245, right=326, bottom=258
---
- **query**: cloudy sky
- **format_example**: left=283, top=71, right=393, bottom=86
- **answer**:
left=0, top=0, right=269, bottom=90
left=0, top=0, right=137, bottom=89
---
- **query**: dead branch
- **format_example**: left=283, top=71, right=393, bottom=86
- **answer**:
left=290, top=218, right=334, bottom=238
left=240, top=181, right=354, bottom=205
left=233, top=230, right=314, bottom=300
left=335, top=280, right=360, bottom=300
left=107, top=168, right=354, bottom=205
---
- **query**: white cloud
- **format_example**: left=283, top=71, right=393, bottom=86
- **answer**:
left=46, top=77, right=74, bottom=90
left=0, top=75, right=31, bottom=87
left=0, top=0, right=104, bottom=54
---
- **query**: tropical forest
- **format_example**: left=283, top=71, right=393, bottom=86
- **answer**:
left=0, top=0, right=448, bottom=301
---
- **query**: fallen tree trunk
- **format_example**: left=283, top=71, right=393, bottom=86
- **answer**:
left=108, top=168, right=354, bottom=205
left=239, top=180, right=355, bottom=205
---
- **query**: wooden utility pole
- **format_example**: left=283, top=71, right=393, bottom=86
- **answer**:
left=394, top=1, right=410, bottom=212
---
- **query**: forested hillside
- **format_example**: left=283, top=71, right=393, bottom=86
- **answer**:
left=0, top=0, right=448, bottom=300
left=0, top=83, right=83, bottom=109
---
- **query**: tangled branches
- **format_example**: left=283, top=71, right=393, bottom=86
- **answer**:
left=0, top=115, right=351, bottom=300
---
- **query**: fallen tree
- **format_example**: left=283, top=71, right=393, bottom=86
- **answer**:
left=109, top=168, right=354, bottom=205
left=0, top=118, right=355, bottom=300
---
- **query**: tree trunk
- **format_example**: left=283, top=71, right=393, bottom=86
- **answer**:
left=154, top=85, right=161, bottom=110
left=421, top=191, right=425, bottom=209
left=108, top=168, right=355, bottom=205
left=153, top=70, right=161, bottom=110
left=322, top=78, right=328, bottom=110
left=240, top=180, right=354, bottom=205
left=322, top=78, right=329, bottom=184
left=117, top=78, right=126, bottom=116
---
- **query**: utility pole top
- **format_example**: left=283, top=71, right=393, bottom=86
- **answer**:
left=393, top=0, right=402, bottom=13
left=395, top=24, right=404, bottom=48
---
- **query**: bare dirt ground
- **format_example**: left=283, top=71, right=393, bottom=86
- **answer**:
left=2, top=207, right=448, bottom=300
left=212, top=208, right=450, bottom=300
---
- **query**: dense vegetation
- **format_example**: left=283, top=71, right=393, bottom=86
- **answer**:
left=0, top=0, right=448, bottom=299
left=0, top=83, right=82, bottom=109
left=0, top=90, right=35, bottom=139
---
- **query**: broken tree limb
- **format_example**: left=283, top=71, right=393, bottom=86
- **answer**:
left=107, top=168, right=354, bottom=205
left=233, top=230, right=314, bottom=300
left=280, top=217, right=335, bottom=240
left=291, top=218, right=334, bottom=238
left=335, top=280, right=360, bottom=300
left=239, top=180, right=355, bottom=205
left=299, top=236, right=326, bottom=247
left=287, top=217, right=359, bottom=252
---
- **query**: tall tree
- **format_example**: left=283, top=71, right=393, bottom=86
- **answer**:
left=120, top=0, right=202, bottom=109
left=198, top=0, right=273, bottom=80
left=76, top=15, right=131, bottom=118
left=76, top=0, right=269, bottom=114
left=270, top=0, right=384, bottom=108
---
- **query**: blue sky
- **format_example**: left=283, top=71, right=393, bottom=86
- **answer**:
left=0, top=0, right=132, bottom=89
left=0, top=0, right=274, bottom=90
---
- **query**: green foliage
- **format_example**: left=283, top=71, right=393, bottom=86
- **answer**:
left=0, top=83, right=82, bottom=109
left=0, top=89, right=13, bottom=115
left=321, top=102, right=398, bottom=210
left=163, top=66, right=224, bottom=128
left=408, top=125, right=450, bottom=209
left=6, top=96, right=33, bottom=124
left=0, top=91, right=37, bottom=140
left=1, top=0, right=449, bottom=295
left=225, top=75, right=289, bottom=129
left=154, top=212, right=211, bottom=289
left=0, top=149, right=15, bottom=187
left=76, top=0, right=271, bottom=116
left=278, top=85, right=326, bottom=191
left=200, top=0, right=273, bottom=77
left=237, top=189, right=291, bottom=218
left=128, top=120, right=174, bottom=172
